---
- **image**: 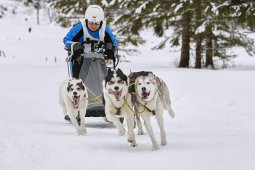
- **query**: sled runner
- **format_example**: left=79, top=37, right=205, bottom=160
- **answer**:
left=66, top=40, right=118, bottom=118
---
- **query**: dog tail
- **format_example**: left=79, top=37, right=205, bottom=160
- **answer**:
left=167, top=105, right=175, bottom=118
left=163, top=93, right=175, bottom=118
left=157, top=78, right=175, bottom=118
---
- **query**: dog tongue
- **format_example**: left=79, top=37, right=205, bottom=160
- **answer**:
left=72, top=96, right=80, bottom=108
left=114, top=91, right=121, bottom=95
left=108, top=89, right=122, bottom=100
left=142, top=92, right=149, bottom=99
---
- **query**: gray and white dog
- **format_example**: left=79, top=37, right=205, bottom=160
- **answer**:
left=131, top=72, right=175, bottom=150
left=59, top=78, right=88, bottom=135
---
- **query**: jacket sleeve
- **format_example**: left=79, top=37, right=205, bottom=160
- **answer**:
left=104, top=26, right=118, bottom=49
left=63, top=22, right=84, bottom=49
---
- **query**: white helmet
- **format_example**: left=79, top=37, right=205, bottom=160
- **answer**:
left=85, top=5, right=104, bottom=22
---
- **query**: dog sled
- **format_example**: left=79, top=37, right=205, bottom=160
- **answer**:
left=66, top=40, right=118, bottom=118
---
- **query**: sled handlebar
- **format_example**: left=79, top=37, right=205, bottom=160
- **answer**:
left=66, top=41, right=119, bottom=69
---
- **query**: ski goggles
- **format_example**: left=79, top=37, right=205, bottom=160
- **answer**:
left=87, top=21, right=101, bottom=25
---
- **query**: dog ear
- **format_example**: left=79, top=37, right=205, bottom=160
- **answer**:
left=77, top=81, right=85, bottom=90
left=79, top=79, right=84, bottom=84
left=116, top=69, right=127, bottom=83
left=116, top=68, right=122, bottom=74
left=107, top=68, right=112, bottom=75
left=67, top=82, right=73, bottom=92
left=148, top=73, right=155, bottom=77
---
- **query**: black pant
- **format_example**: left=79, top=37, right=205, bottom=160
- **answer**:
left=72, top=54, right=83, bottom=79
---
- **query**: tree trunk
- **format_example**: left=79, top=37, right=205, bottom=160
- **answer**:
left=179, top=11, right=191, bottom=68
left=37, top=8, right=39, bottom=25
left=205, top=25, right=214, bottom=69
left=195, top=0, right=202, bottom=69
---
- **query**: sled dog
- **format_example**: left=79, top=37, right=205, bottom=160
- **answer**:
left=103, top=68, right=137, bottom=147
left=59, top=78, right=88, bottom=135
left=129, top=72, right=175, bottom=150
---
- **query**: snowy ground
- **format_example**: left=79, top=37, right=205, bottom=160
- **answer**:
left=0, top=2, right=255, bottom=170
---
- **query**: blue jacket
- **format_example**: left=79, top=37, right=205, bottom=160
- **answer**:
left=63, top=22, right=118, bottom=49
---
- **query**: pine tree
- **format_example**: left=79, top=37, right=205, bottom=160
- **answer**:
left=201, top=0, right=255, bottom=68
left=110, top=0, right=255, bottom=69
left=49, top=0, right=255, bottom=69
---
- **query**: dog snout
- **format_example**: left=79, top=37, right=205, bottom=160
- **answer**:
left=142, top=87, right=146, bottom=92
left=73, top=91, right=77, bottom=96
left=114, top=86, right=119, bottom=91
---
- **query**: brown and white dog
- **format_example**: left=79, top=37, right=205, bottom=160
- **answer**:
left=131, top=72, right=175, bottom=150
left=103, top=68, right=137, bottom=147
left=59, top=78, right=88, bottom=135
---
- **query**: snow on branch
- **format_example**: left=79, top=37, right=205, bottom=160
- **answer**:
left=211, top=1, right=229, bottom=16
left=135, top=1, right=149, bottom=14
left=195, top=20, right=209, bottom=34
left=174, top=3, right=183, bottom=14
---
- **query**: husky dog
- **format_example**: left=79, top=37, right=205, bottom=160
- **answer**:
left=131, top=72, right=175, bottom=150
left=103, top=68, right=137, bottom=147
left=59, top=78, right=88, bottom=135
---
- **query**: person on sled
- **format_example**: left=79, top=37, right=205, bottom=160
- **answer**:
left=63, top=5, right=118, bottom=121
left=63, top=4, right=118, bottom=79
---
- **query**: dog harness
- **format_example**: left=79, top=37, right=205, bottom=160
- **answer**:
left=135, top=102, right=156, bottom=116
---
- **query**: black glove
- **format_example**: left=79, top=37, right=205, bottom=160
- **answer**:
left=71, top=42, right=83, bottom=58
left=104, top=49, right=114, bottom=60
left=73, top=48, right=83, bottom=56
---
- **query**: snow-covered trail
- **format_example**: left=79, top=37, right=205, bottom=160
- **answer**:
left=0, top=58, right=255, bottom=170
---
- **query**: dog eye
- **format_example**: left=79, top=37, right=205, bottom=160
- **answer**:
left=117, top=80, right=124, bottom=84
left=108, top=81, right=114, bottom=85
left=70, top=88, right=73, bottom=92
left=146, top=82, right=150, bottom=84
left=77, top=87, right=81, bottom=91
left=138, top=83, right=142, bottom=85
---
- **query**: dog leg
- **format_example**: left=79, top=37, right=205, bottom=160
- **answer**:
left=79, top=109, right=87, bottom=135
left=69, top=114, right=82, bottom=135
left=159, top=80, right=175, bottom=118
left=67, top=108, right=82, bottom=135
left=136, top=114, right=145, bottom=135
left=106, top=112, right=126, bottom=136
left=155, top=112, right=167, bottom=146
left=141, top=114, right=160, bottom=151
left=126, top=115, right=137, bottom=147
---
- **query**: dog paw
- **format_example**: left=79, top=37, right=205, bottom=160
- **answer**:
left=77, top=131, right=84, bottom=136
left=130, top=143, right=137, bottom=147
left=118, top=128, right=126, bottom=136
left=152, top=145, right=160, bottom=151
left=137, top=130, right=145, bottom=135
left=77, top=128, right=86, bottom=135
left=161, top=140, right=167, bottom=146
left=81, top=128, right=87, bottom=134
left=128, top=138, right=137, bottom=147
